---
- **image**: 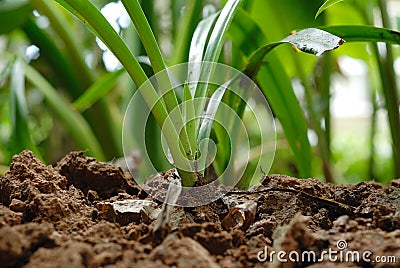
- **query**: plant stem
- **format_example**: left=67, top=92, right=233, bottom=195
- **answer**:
left=376, top=0, right=400, bottom=178
left=368, top=90, right=378, bottom=180
left=121, top=0, right=178, bottom=113
left=318, top=54, right=332, bottom=157
left=121, top=0, right=196, bottom=185
left=293, top=56, right=334, bottom=183
left=53, top=0, right=182, bottom=163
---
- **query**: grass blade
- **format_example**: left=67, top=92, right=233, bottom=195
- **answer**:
left=201, top=0, right=242, bottom=66
left=193, top=0, right=242, bottom=118
left=321, top=25, right=400, bottom=44
left=9, top=58, right=43, bottom=160
left=315, top=0, right=345, bottom=19
left=120, top=0, right=178, bottom=113
left=24, top=64, right=105, bottom=160
left=232, top=11, right=313, bottom=177
left=121, top=0, right=196, bottom=182
left=187, top=13, right=218, bottom=92
left=182, top=82, right=196, bottom=160
left=22, top=19, right=83, bottom=98
left=197, top=79, right=233, bottom=174
left=73, top=69, right=126, bottom=112
left=31, top=0, right=94, bottom=88
left=169, top=0, right=203, bottom=65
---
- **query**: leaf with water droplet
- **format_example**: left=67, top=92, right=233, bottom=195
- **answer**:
left=282, top=28, right=345, bottom=56
left=244, top=28, right=345, bottom=78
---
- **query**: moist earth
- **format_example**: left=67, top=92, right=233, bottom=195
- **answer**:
left=0, top=150, right=399, bottom=267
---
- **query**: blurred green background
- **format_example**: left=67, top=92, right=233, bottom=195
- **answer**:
left=0, top=0, right=399, bottom=185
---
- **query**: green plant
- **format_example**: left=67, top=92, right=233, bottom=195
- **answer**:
left=1, top=0, right=400, bottom=188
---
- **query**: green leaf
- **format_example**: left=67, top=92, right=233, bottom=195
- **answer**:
left=121, top=0, right=196, bottom=185
left=73, top=69, right=126, bottom=112
left=194, top=0, right=242, bottom=116
left=282, top=28, right=345, bottom=56
left=24, top=64, right=105, bottom=160
left=53, top=0, right=175, bottom=158
left=187, top=12, right=218, bottom=147
left=22, top=19, right=84, bottom=99
left=169, top=0, right=203, bottom=65
left=187, top=13, right=219, bottom=91
left=232, top=10, right=312, bottom=177
left=257, top=62, right=312, bottom=177
left=9, top=58, right=43, bottom=160
left=0, top=0, right=31, bottom=34
left=201, top=0, right=242, bottom=64
left=31, top=0, right=94, bottom=89
left=197, top=79, right=233, bottom=146
left=249, top=0, right=322, bottom=77
left=53, top=0, right=149, bottom=89
left=245, top=28, right=345, bottom=78
left=182, top=82, right=196, bottom=159
left=316, top=0, right=345, bottom=19
left=197, top=78, right=238, bottom=179
left=321, top=25, right=400, bottom=44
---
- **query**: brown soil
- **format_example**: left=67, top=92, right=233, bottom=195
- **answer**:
left=1, top=150, right=399, bottom=267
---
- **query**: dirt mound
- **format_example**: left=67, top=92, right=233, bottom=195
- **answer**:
left=0, top=150, right=399, bottom=267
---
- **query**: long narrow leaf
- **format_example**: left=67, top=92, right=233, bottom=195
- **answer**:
left=231, top=11, right=313, bottom=177
left=187, top=13, right=218, bottom=93
left=194, top=0, right=241, bottom=98
left=73, top=69, right=125, bottom=112
left=9, top=58, right=43, bottom=160
left=182, top=82, right=196, bottom=159
left=201, top=0, right=242, bottom=66
left=193, top=0, right=242, bottom=125
left=52, top=0, right=177, bottom=161
left=31, top=0, right=94, bottom=88
left=24, top=64, right=105, bottom=160
left=121, top=0, right=195, bottom=181
left=169, top=0, right=203, bottom=65
left=120, top=0, right=178, bottom=113
left=315, top=0, right=345, bottom=19
left=321, top=25, right=400, bottom=44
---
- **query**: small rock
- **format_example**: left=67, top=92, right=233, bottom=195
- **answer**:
left=9, top=198, right=26, bottom=213
left=97, top=200, right=160, bottom=226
